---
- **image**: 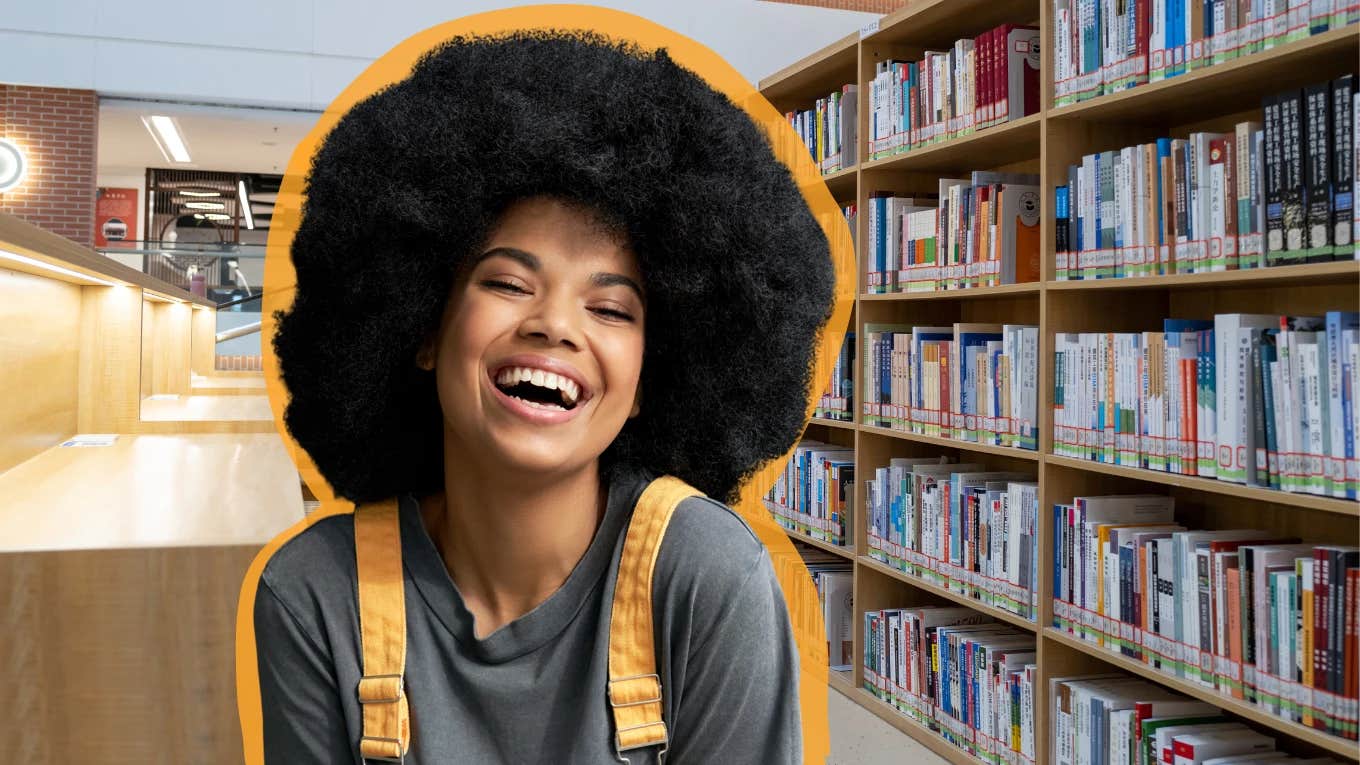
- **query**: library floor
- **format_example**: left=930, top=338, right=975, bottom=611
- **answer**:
left=828, top=689, right=947, bottom=765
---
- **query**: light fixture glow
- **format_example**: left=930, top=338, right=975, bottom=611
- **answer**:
left=0, top=138, right=27, bottom=192
left=184, top=201, right=225, bottom=210
left=179, top=189, right=220, bottom=197
left=238, top=180, right=254, bottom=230
left=141, top=115, right=191, bottom=163
left=203, top=213, right=230, bottom=221
left=0, top=247, right=118, bottom=286
left=143, top=292, right=176, bottom=303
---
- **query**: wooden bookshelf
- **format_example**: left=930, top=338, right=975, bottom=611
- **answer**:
left=1045, top=628, right=1360, bottom=760
left=808, top=416, right=857, bottom=431
left=787, top=529, right=857, bottom=560
left=860, top=422, right=1042, bottom=462
left=858, top=554, right=1038, bottom=632
left=861, top=111, right=1043, bottom=174
left=763, top=6, right=1360, bottom=763
left=860, top=282, right=1042, bottom=301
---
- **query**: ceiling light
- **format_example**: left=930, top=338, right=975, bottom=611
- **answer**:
left=203, top=213, right=231, bottom=221
left=141, top=115, right=191, bottom=163
left=184, top=201, right=225, bottom=210
left=0, top=247, right=118, bottom=286
left=180, top=189, right=220, bottom=197
left=0, top=138, right=27, bottom=192
left=238, top=179, right=254, bottom=230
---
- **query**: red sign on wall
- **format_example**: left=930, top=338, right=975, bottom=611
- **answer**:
left=94, top=187, right=138, bottom=248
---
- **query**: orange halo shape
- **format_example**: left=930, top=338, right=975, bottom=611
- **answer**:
left=236, top=6, right=854, bottom=764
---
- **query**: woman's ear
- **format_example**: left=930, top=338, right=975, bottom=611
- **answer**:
left=416, top=336, right=436, bottom=371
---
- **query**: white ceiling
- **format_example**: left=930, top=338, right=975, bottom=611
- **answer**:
left=97, top=98, right=318, bottom=176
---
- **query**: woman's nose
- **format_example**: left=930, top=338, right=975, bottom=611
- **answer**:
left=518, top=295, right=581, bottom=349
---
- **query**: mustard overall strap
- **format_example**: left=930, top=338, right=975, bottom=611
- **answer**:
left=354, top=499, right=411, bottom=762
left=608, top=474, right=705, bottom=759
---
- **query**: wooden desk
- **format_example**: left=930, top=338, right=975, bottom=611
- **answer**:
left=0, top=432, right=305, bottom=763
left=138, top=394, right=274, bottom=434
left=191, top=373, right=267, bottom=396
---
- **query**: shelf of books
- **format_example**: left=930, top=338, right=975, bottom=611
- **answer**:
left=761, top=1, right=1360, bottom=763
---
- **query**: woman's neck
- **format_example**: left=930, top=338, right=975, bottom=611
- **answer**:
left=419, top=449, right=608, bottom=640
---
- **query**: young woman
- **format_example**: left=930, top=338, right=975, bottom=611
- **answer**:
left=253, top=29, right=834, bottom=764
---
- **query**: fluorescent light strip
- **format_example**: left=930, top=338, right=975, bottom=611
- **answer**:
left=149, top=115, right=191, bottom=163
left=143, top=292, right=180, bottom=304
left=238, top=180, right=254, bottom=230
left=0, top=247, right=119, bottom=287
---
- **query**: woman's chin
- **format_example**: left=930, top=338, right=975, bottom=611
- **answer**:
left=486, top=438, right=596, bottom=478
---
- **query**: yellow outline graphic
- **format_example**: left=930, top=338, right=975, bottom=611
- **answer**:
left=237, top=6, right=854, bottom=763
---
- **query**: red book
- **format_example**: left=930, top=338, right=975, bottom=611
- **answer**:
left=1347, top=568, right=1358, bottom=740
left=1135, top=0, right=1151, bottom=85
left=1182, top=356, right=1198, bottom=476
left=995, top=25, right=1006, bottom=125
left=1314, top=548, right=1331, bottom=731
left=990, top=23, right=1011, bottom=123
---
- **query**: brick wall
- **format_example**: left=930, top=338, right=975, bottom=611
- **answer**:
left=760, top=0, right=905, bottom=13
left=0, top=85, right=99, bottom=248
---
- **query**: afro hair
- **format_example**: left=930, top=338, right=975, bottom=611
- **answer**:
left=272, top=29, right=834, bottom=506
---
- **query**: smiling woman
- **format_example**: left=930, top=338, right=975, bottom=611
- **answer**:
left=250, top=22, right=836, bottom=765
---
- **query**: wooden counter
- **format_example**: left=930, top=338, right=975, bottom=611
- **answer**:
left=0, top=432, right=302, bottom=552
left=0, top=432, right=305, bottom=763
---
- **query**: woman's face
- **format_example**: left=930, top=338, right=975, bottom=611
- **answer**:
left=421, top=196, right=645, bottom=479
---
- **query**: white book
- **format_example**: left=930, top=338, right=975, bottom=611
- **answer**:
left=1216, top=315, right=1280, bottom=483
left=1200, top=754, right=1286, bottom=765
left=1298, top=333, right=1325, bottom=495
left=821, top=572, right=852, bottom=670
left=1156, top=723, right=1246, bottom=765
left=1171, top=729, right=1275, bottom=765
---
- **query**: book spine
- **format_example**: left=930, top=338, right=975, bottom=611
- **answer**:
left=1334, top=76, right=1356, bottom=259
left=1264, top=93, right=1286, bottom=264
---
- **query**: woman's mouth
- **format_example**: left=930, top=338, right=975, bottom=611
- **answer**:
left=487, top=365, right=586, bottom=424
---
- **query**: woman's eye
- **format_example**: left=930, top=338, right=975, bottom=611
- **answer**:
left=592, top=306, right=635, bottom=322
left=482, top=279, right=529, bottom=294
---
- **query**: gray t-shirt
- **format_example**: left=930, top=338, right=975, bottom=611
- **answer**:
left=253, top=461, right=801, bottom=764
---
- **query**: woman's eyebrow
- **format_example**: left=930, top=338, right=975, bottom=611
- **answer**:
left=476, top=246, right=644, bottom=303
left=590, top=272, right=645, bottom=304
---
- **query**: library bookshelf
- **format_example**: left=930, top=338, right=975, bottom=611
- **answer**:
left=757, top=1, right=1360, bottom=763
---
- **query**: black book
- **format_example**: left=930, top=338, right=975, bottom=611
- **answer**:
left=1331, top=75, right=1355, bottom=259
left=1279, top=88, right=1308, bottom=263
left=1304, top=81, right=1334, bottom=262
left=1264, top=92, right=1286, bottom=265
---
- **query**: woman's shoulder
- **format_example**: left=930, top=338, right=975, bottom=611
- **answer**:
left=652, top=489, right=772, bottom=600
left=257, top=509, right=361, bottom=610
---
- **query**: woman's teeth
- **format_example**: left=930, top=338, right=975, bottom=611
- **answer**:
left=494, top=365, right=581, bottom=406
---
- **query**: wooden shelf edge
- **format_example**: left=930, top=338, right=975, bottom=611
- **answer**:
left=1046, top=261, right=1360, bottom=291
left=1043, top=628, right=1360, bottom=760
left=778, top=524, right=855, bottom=560
left=860, top=112, right=1042, bottom=173
left=857, top=555, right=1038, bottom=632
left=1048, top=25, right=1360, bottom=120
left=829, top=668, right=856, bottom=698
left=1043, top=454, right=1360, bottom=518
left=808, top=416, right=856, bottom=431
left=851, top=687, right=997, bottom=765
left=860, top=424, right=1041, bottom=461
left=861, top=282, right=1042, bottom=301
